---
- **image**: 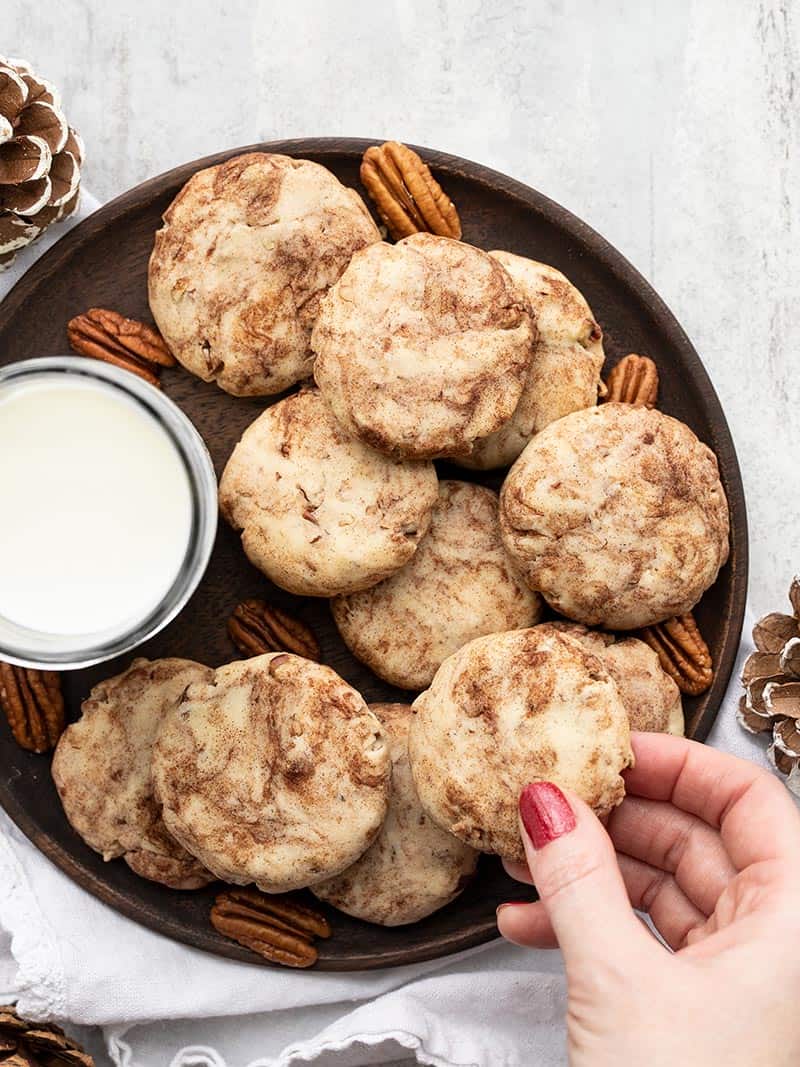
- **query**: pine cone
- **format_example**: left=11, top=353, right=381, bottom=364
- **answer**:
left=0, top=57, right=83, bottom=270
left=0, top=1004, right=94, bottom=1066
left=738, top=576, right=800, bottom=795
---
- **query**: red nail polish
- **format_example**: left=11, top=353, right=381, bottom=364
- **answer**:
left=519, top=782, right=576, bottom=849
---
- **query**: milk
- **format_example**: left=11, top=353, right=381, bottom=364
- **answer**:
left=0, top=373, right=193, bottom=637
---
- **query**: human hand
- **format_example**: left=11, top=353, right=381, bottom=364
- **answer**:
left=496, top=732, right=800, bottom=1067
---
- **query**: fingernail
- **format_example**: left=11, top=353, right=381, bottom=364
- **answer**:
left=519, top=782, right=576, bottom=849
left=495, top=901, right=530, bottom=916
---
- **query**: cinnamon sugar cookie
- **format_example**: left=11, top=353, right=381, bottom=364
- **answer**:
left=219, top=389, right=438, bottom=597
left=500, top=404, right=730, bottom=629
left=536, top=622, right=684, bottom=735
left=312, top=233, right=534, bottom=459
left=332, top=481, right=542, bottom=690
left=460, top=252, right=604, bottom=470
left=152, top=654, right=391, bottom=893
left=603, top=638, right=684, bottom=735
left=52, top=658, right=214, bottom=890
left=312, top=704, right=478, bottom=925
left=408, top=627, right=633, bottom=862
left=149, top=152, right=380, bottom=396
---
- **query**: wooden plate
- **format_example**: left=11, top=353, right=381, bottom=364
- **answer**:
left=0, top=139, right=748, bottom=969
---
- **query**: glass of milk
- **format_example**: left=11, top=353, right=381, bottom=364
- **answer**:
left=0, top=357, right=218, bottom=669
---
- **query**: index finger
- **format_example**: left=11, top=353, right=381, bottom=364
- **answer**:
left=623, top=732, right=800, bottom=868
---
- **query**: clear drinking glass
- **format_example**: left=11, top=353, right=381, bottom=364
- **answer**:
left=0, top=356, right=218, bottom=669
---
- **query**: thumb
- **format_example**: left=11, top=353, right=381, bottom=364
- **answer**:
left=516, top=781, right=652, bottom=970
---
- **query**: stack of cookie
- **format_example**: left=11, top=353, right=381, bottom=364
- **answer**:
left=51, top=150, right=731, bottom=931
left=52, top=654, right=480, bottom=927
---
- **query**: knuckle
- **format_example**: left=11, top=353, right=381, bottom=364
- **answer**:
left=662, top=821, right=693, bottom=872
left=535, top=852, right=604, bottom=903
left=638, top=867, right=669, bottom=913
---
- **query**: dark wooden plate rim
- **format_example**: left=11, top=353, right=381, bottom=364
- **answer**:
left=0, top=138, right=748, bottom=969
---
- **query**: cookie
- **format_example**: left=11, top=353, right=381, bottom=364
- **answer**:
left=312, top=232, right=534, bottom=458
left=219, top=389, right=439, bottom=596
left=332, top=480, right=542, bottom=690
left=312, top=704, right=478, bottom=926
left=459, top=252, right=604, bottom=469
left=148, top=152, right=380, bottom=396
left=603, top=638, right=684, bottom=735
left=408, top=627, right=633, bottom=862
left=500, top=404, right=730, bottom=629
left=51, top=658, right=214, bottom=890
left=152, top=654, right=391, bottom=893
left=536, top=622, right=684, bottom=735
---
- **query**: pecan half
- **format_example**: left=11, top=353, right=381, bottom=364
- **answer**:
left=638, top=612, right=713, bottom=695
left=361, top=141, right=462, bottom=241
left=67, top=308, right=175, bottom=387
left=211, top=887, right=331, bottom=968
left=0, top=662, right=65, bottom=752
left=604, top=353, right=659, bottom=407
left=228, top=599, right=320, bottom=661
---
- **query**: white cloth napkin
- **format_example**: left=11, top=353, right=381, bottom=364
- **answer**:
left=0, top=198, right=775, bottom=1067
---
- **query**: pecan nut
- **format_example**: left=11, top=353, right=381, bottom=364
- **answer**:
left=0, top=662, right=65, bottom=752
left=361, top=141, right=462, bottom=241
left=67, top=307, right=175, bottom=387
left=228, top=599, right=321, bottom=661
left=638, top=612, right=713, bottom=695
left=604, top=353, right=659, bottom=407
left=211, top=886, right=331, bottom=968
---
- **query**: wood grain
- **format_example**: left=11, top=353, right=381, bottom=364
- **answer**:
left=0, top=139, right=748, bottom=969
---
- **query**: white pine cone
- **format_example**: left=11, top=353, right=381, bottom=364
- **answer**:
left=738, top=576, right=800, bottom=795
left=0, top=56, right=83, bottom=269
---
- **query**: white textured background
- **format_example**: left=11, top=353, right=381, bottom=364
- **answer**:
left=5, top=1, right=800, bottom=1064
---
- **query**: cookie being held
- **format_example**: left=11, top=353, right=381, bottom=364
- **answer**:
left=219, top=389, right=439, bottom=597
left=148, top=152, right=380, bottom=396
left=460, top=253, right=604, bottom=470
left=312, top=704, right=479, bottom=926
left=500, top=404, right=730, bottom=629
left=408, top=627, right=633, bottom=863
left=332, top=481, right=542, bottom=690
left=152, top=654, right=391, bottom=893
left=312, top=233, right=534, bottom=459
left=51, top=658, right=214, bottom=890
